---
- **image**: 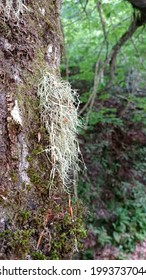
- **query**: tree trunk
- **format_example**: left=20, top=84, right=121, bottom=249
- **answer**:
left=0, top=0, right=85, bottom=260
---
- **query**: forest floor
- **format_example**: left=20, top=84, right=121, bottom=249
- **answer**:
left=92, top=241, right=146, bottom=260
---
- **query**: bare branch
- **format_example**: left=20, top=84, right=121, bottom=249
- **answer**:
left=109, top=19, right=138, bottom=82
left=79, top=0, right=89, bottom=16
left=80, top=19, right=140, bottom=120
left=79, top=39, right=105, bottom=115
left=96, top=0, right=109, bottom=58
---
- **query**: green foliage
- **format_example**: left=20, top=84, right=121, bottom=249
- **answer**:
left=88, top=108, right=123, bottom=126
left=61, top=0, right=146, bottom=260
left=97, top=227, right=112, bottom=246
left=77, top=87, right=146, bottom=257
left=62, top=0, right=146, bottom=86
left=78, top=110, right=146, bottom=255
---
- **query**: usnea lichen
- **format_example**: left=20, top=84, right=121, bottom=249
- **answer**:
left=37, top=73, right=81, bottom=192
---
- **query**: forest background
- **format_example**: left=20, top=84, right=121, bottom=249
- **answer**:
left=61, top=0, right=146, bottom=259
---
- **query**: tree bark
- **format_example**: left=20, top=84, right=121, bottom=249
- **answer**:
left=0, top=0, right=84, bottom=260
left=128, top=0, right=146, bottom=8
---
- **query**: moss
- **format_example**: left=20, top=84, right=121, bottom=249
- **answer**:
left=10, top=170, right=18, bottom=184
left=0, top=229, right=33, bottom=259
left=48, top=203, right=87, bottom=260
left=28, top=167, right=42, bottom=185
left=12, top=229, right=33, bottom=248
left=1, top=192, right=86, bottom=259
left=31, top=251, right=46, bottom=260
left=19, top=210, right=31, bottom=221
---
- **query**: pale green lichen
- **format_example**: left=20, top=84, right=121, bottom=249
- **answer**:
left=37, top=72, right=81, bottom=192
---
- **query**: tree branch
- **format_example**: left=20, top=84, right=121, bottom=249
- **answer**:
left=80, top=18, right=142, bottom=119
left=97, top=0, right=109, bottom=59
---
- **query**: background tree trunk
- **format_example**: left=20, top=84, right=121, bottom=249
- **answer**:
left=0, top=0, right=84, bottom=260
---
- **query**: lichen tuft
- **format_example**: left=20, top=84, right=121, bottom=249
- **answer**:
left=37, top=72, right=81, bottom=192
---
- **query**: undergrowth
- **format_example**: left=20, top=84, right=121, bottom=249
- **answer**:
left=78, top=91, right=146, bottom=259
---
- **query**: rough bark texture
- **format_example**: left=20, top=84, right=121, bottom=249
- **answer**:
left=0, top=0, right=85, bottom=260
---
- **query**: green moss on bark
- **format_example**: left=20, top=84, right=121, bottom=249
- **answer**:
left=1, top=0, right=85, bottom=260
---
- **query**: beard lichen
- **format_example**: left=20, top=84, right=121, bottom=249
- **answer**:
left=37, top=72, right=81, bottom=192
